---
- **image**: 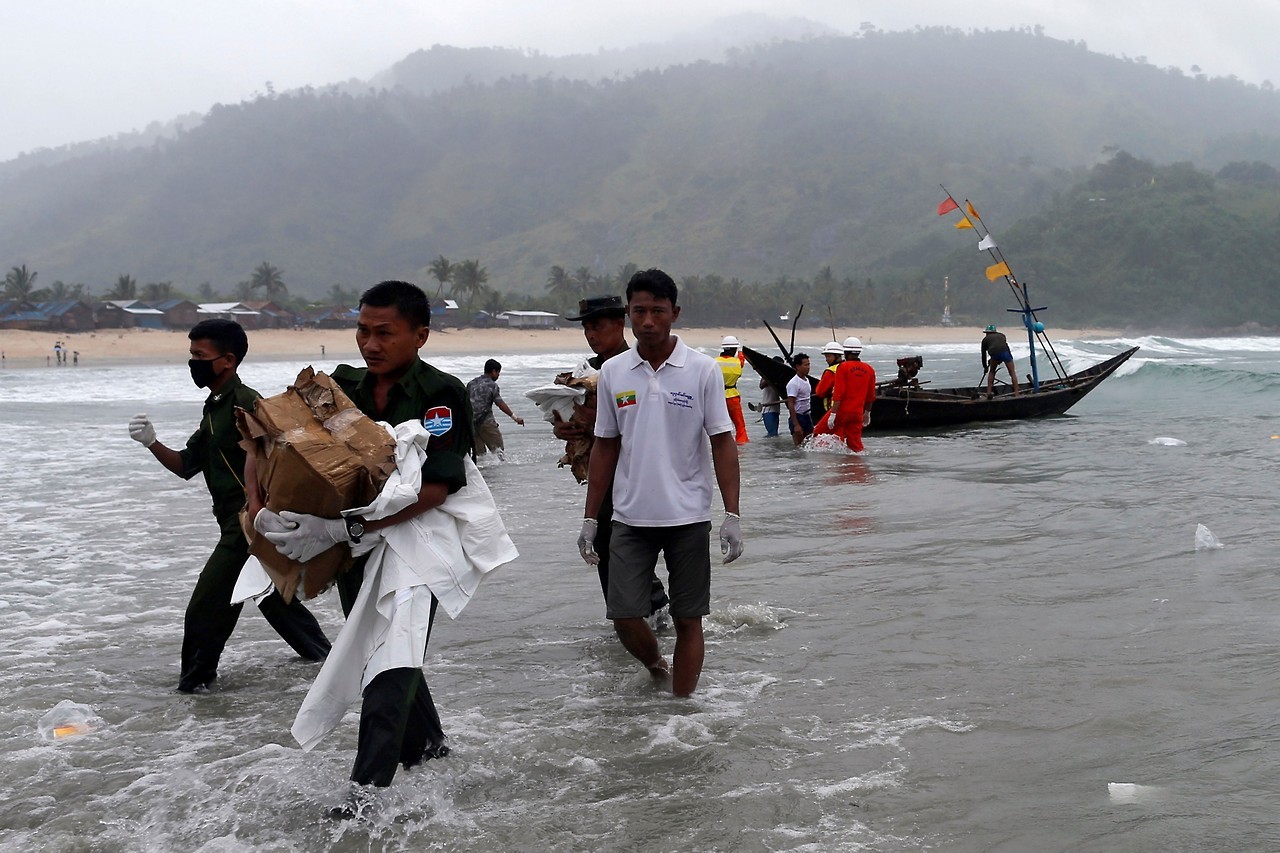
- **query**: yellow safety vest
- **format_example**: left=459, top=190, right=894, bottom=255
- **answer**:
left=716, top=355, right=743, bottom=399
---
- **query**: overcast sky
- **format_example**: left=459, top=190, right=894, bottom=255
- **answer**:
left=6, top=0, right=1279, bottom=162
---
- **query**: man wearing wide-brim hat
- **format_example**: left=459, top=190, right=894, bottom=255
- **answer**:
left=556, top=295, right=670, bottom=628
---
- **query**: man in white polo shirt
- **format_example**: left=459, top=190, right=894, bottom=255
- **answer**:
left=578, top=268, right=743, bottom=697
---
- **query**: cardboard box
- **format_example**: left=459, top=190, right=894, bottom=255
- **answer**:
left=236, top=367, right=397, bottom=602
left=555, top=371, right=597, bottom=484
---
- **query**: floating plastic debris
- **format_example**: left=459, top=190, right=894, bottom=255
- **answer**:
left=1108, top=782, right=1159, bottom=804
left=1148, top=436, right=1186, bottom=446
left=37, top=700, right=102, bottom=741
left=1194, top=524, right=1224, bottom=551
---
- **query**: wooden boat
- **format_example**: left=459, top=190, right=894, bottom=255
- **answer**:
left=866, top=346, right=1136, bottom=429
left=742, top=189, right=1142, bottom=432
left=743, top=344, right=1138, bottom=431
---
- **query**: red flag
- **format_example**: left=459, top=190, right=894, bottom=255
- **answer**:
left=937, top=198, right=959, bottom=216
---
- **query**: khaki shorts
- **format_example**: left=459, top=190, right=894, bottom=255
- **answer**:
left=474, top=417, right=504, bottom=454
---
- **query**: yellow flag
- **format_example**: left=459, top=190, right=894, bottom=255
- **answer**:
left=966, top=201, right=980, bottom=218
left=985, top=261, right=1011, bottom=281
left=954, top=217, right=974, bottom=230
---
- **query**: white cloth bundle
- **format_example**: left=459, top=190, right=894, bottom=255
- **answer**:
left=291, top=419, right=518, bottom=751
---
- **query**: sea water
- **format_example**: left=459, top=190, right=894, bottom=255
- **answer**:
left=3, top=333, right=1280, bottom=851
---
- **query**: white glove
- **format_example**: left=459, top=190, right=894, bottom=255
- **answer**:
left=719, top=514, right=743, bottom=564
left=263, top=511, right=349, bottom=563
left=578, top=518, right=600, bottom=566
left=128, top=413, right=156, bottom=447
left=252, top=508, right=297, bottom=536
left=862, top=409, right=872, bottom=428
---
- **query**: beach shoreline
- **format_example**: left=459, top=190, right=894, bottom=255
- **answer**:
left=0, top=324, right=1127, bottom=369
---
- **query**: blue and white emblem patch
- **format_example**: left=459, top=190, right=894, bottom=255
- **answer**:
left=423, top=406, right=453, bottom=437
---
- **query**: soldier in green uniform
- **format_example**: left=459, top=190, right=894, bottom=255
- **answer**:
left=129, top=319, right=331, bottom=694
left=246, top=281, right=474, bottom=803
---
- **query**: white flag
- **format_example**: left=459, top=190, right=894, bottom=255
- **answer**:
left=978, top=234, right=997, bottom=252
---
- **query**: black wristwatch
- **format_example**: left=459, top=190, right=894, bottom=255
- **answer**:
left=345, top=516, right=366, bottom=544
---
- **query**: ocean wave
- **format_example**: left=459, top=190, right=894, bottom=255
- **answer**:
left=1110, top=360, right=1280, bottom=393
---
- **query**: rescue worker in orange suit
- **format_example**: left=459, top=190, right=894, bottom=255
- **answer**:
left=813, top=336, right=876, bottom=451
left=810, top=341, right=843, bottom=421
left=716, top=336, right=749, bottom=444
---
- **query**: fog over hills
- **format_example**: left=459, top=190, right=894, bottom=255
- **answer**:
left=5, top=23, right=1280, bottom=327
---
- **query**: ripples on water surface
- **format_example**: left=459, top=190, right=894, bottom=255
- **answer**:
left=3, top=336, right=1280, bottom=851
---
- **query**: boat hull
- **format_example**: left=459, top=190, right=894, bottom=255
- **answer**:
left=743, top=345, right=1139, bottom=431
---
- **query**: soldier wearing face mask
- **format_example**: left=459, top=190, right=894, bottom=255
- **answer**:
left=128, top=319, right=331, bottom=694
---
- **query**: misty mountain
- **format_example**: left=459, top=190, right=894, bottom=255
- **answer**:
left=373, top=13, right=838, bottom=96
left=5, top=25, right=1280, bottom=326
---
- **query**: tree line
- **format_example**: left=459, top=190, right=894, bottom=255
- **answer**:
left=13, top=150, right=1280, bottom=331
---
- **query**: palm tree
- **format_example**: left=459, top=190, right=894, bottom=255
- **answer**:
left=249, top=262, right=287, bottom=299
left=327, top=283, right=359, bottom=306
left=479, top=286, right=504, bottom=314
left=616, top=262, right=639, bottom=286
left=197, top=282, right=218, bottom=301
left=52, top=281, right=86, bottom=300
left=108, top=274, right=137, bottom=301
left=4, top=264, right=37, bottom=300
left=142, top=281, right=174, bottom=301
left=451, top=259, right=489, bottom=309
left=572, top=266, right=595, bottom=299
left=427, top=255, right=454, bottom=298
left=545, top=265, right=574, bottom=299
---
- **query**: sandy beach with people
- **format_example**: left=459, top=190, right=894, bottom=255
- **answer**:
left=0, top=324, right=1124, bottom=369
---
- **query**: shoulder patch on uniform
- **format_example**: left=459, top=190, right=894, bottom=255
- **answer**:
left=423, top=406, right=453, bottom=436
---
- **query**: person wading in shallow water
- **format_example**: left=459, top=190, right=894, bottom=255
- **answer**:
left=556, top=294, right=670, bottom=630
left=128, top=319, right=331, bottom=694
left=467, top=359, right=524, bottom=460
left=247, top=281, right=474, bottom=816
left=715, top=336, right=750, bottom=444
left=813, top=337, right=876, bottom=452
left=579, top=269, right=743, bottom=697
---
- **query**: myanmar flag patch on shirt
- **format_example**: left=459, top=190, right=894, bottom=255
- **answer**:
left=615, top=390, right=638, bottom=409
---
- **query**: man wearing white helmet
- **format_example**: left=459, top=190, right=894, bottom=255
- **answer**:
left=814, top=336, right=877, bottom=451
left=810, top=341, right=844, bottom=420
left=715, top=335, right=749, bottom=444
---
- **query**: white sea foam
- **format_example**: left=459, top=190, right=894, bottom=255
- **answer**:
left=1108, top=782, right=1162, bottom=804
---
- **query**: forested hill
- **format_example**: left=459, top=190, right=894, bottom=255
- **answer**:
left=932, top=154, right=1280, bottom=330
left=5, top=25, right=1280, bottom=324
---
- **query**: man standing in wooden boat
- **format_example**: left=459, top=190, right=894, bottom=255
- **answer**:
left=981, top=324, right=1020, bottom=398
left=814, top=337, right=877, bottom=452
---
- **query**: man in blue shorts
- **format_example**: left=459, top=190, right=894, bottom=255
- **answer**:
left=577, top=269, right=743, bottom=697
left=981, top=324, right=1020, bottom=398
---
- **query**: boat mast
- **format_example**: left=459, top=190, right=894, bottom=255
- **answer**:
left=937, top=185, right=1069, bottom=390
left=1012, top=279, right=1047, bottom=391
